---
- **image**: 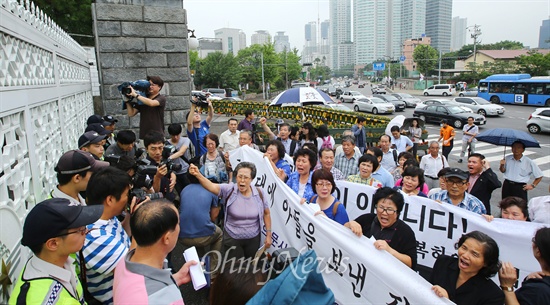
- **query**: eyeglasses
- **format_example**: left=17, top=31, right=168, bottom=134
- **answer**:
left=375, top=205, right=397, bottom=215
left=56, top=227, right=93, bottom=237
left=236, top=175, right=251, bottom=180
left=445, top=179, right=467, bottom=186
left=315, top=182, right=332, bottom=188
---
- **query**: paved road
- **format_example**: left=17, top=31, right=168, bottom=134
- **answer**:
left=338, top=83, right=550, bottom=212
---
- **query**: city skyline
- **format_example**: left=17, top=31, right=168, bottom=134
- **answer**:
left=184, top=0, right=549, bottom=54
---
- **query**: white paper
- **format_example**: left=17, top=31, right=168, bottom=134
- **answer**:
left=183, top=246, right=207, bottom=290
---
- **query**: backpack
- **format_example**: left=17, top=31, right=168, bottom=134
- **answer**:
left=309, top=195, right=340, bottom=219
left=320, top=136, right=333, bottom=150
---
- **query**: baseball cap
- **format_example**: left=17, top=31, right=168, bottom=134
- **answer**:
left=78, top=131, right=108, bottom=148
left=21, top=198, right=103, bottom=248
left=87, top=114, right=110, bottom=126
left=85, top=123, right=111, bottom=136
left=55, top=150, right=109, bottom=175
left=103, top=115, right=118, bottom=124
left=444, top=168, right=468, bottom=180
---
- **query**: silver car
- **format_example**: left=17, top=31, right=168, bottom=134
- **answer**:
left=452, top=97, right=505, bottom=117
left=526, top=107, right=550, bottom=134
left=391, top=93, right=421, bottom=107
left=353, top=97, right=395, bottom=114
left=458, top=88, right=478, bottom=97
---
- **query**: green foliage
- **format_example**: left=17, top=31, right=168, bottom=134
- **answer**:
left=33, top=0, right=94, bottom=46
left=413, top=45, right=438, bottom=78
left=516, top=51, right=550, bottom=76
left=198, top=52, right=240, bottom=89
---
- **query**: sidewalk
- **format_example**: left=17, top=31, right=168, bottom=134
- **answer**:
left=386, top=86, right=424, bottom=96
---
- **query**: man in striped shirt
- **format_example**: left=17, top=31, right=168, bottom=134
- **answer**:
left=81, top=167, right=133, bottom=304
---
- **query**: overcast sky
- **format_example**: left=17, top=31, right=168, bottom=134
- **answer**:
left=183, top=0, right=549, bottom=52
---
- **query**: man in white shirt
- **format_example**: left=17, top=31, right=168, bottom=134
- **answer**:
left=219, top=118, right=240, bottom=153
left=458, top=117, right=478, bottom=163
left=420, top=141, right=449, bottom=189
left=390, top=125, right=413, bottom=153
left=379, top=134, right=398, bottom=173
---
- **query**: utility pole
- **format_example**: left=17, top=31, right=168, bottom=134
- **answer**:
left=468, top=24, right=482, bottom=85
left=438, top=49, right=442, bottom=84
left=261, top=52, right=265, bottom=100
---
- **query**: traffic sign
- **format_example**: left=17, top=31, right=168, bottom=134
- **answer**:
left=400, top=55, right=406, bottom=63
left=373, top=62, right=385, bottom=71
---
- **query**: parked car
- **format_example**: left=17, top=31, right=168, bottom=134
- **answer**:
left=353, top=97, right=395, bottom=114
left=323, top=103, right=354, bottom=112
left=423, top=84, right=456, bottom=96
left=452, top=97, right=505, bottom=116
left=413, top=104, right=486, bottom=128
left=416, top=99, right=473, bottom=113
left=371, top=85, right=387, bottom=94
left=340, top=91, right=367, bottom=103
left=204, top=88, right=226, bottom=98
left=373, top=94, right=406, bottom=112
left=458, top=88, right=478, bottom=97
left=220, top=97, right=243, bottom=102
left=358, top=83, right=365, bottom=88
left=391, top=93, right=421, bottom=108
left=526, top=107, right=550, bottom=134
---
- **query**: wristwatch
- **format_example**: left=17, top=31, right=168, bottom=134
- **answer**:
left=531, top=184, right=536, bottom=188
left=500, top=286, right=514, bottom=292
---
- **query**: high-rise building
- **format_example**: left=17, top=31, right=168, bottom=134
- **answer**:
left=303, top=20, right=330, bottom=66
left=402, top=36, right=431, bottom=71
left=197, top=38, right=223, bottom=58
left=320, top=20, right=330, bottom=63
left=539, top=19, right=550, bottom=49
left=214, top=28, right=246, bottom=55
left=303, top=22, right=318, bottom=63
left=425, top=0, right=452, bottom=53
left=329, top=0, right=353, bottom=70
left=274, top=31, right=290, bottom=53
left=353, top=0, right=425, bottom=66
left=251, top=30, right=271, bottom=45
left=451, top=16, right=467, bottom=51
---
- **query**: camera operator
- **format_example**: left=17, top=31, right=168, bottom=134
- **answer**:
left=144, top=131, right=177, bottom=202
left=187, top=93, right=214, bottom=156
left=125, top=76, right=166, bottom=140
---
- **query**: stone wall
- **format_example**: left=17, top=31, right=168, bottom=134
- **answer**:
left=92, top=0, right=192, bottom=133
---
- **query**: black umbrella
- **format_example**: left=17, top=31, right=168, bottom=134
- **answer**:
left=476, top=128, right=540, bottom=157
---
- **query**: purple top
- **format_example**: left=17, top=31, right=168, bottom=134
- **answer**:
left=237, top=118, right=254, bottom=131
left=219, top=183, right=269, bottom=239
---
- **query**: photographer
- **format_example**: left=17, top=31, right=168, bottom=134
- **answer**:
left=125, top=76, right=166, bottom=140
left=144, top=131, right=177, bottom=201
left=187, top=93, right=214, bottom=156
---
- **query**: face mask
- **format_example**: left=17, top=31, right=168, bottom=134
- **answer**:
left=440, top=124, right=444, bottom=127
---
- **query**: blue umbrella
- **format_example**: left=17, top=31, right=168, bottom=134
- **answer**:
left=270, top=87, right=333, bottom=107
left=476, top=128, right=540, bottom=157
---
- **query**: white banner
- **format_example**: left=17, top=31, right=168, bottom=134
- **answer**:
left=231, top=146, right=452, bottom=305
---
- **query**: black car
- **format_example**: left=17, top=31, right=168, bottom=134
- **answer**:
left=413, top=104, right=486, bottom=128
left=373, top=94, right=406, bottom=112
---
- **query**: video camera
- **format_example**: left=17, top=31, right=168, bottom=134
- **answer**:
left=118, top=80, right=151, bottom=109
left=160, top=145, right=183, bottom=172
left=190, top=91, right=209, bottom=108
left=129, top=188, right=163, bottom=208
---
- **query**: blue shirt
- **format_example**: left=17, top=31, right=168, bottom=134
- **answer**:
left=188, top=120, right=210, bottom=156
left=310, top=196, right=350, bottom=225
left=286, top=171, right=315, bottom=200
left=503, top=154, right=543, bottom=183
left=179, top=184, right=219, bottom=238
left=372, top=166, right=395, bottom=188
left=391, top=135, right=413, bottom=153
left=429, top=190, right=487, bottom=215
left=276, top=159, right=292, bottom=180
left=334, top=151, right=362, bottom=179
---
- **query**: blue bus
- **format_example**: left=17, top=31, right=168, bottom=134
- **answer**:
left=478, top=74, right=550, bottom=106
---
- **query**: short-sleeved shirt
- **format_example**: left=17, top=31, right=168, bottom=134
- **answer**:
left=430, top=255, right=504, bottom=305
left=462, top=124, right=478, bottom=142
left=310, top=196, right=349, bottom=225
left=391, top=135, right=413, bottom=153
left=381, top=149, right=398, bottom=172
left=179, top=184, right=219, bottom=238
left=528, top=195, right=550, bottom=224
left=83, top=217, right=131, bottom=304
left=237, top=118, right=254, bottom=131
left=420, top=154, right=449, bottom=178
left=135, top=95, right=166, bottom=139
left=286, top=171, right=315, bottom=200
left=503, top=154, right=543, bottom=183
left=275, top=158, right=292, bottom=179
left=347, top=175, right=382, bottom=188
left=334, top=151, right=362, bottom=178
left=372, top=167, right=395, bottom=188
left=219, top=129, right=240, bottom=152
left=429, top=190, right=487, bottom=215
left=313, top=165, right=346, bottom=181
left=113, top=249, right=184, bottom=305
left=515, top=276, right=550, bottom=305
left=188, top=120, right=210, bottom=156
left=440, top=125, right=455, bottom=147
left=354, top=213, right=417, bottom=269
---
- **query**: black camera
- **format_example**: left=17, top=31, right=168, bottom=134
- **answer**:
left=128, top=188, right=163, bottom=208
left=121, top=87, right=132, bottom=96
left=160, top=145, right=183, bottom=172
left=190, top=92, right=209, bottom=108
left=133, top=164, right=157, bottom=189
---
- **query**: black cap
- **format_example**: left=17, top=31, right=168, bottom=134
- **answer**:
left=85, top=123, right=111, bottom=136
left=21, top=198, right=103, bottom=248
left=55, top=150, right=109, bottom=174
left=103, top=115, right=118, bottom=124
left=441, top=119, right=448, bottom=124
left=87, top=114, right=110, bottom=126
left=445, top=168, right=468, bottom=180
left=78, top=131, right=108, bottom=148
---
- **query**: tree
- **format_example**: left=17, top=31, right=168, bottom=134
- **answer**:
left=198, top=52, right=240, bottom=89
left=33, top=0, right=94, bottom=46
left=276, top=48, right=302, bottom=88
left=516, top=51, right=550, bottom=76
left=413, top=45, right=438, bottom=87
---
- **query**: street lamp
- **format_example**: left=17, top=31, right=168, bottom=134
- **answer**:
left=188, top=29, right=198, bottom=50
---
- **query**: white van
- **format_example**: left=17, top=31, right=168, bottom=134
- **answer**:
left=423, top=84, right=456, bottom=96
left=204, top=88, right=226, bottom=98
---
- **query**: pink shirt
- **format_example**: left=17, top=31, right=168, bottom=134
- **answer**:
left=395, top=178, right=430, bottom=194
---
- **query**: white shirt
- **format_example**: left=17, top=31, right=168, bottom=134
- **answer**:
left=462, top=124, right=479, bottom=142
left=391, top=135, right=413, bottom=153
left=381, top=149, right=398, bottom=172
left=219, top=129, right=240, bottom=152
left=420, top=154, right=449, bottom=177
left=528, top=195, right=550, bottom=224
left=51, top=186, right=87, bottom=206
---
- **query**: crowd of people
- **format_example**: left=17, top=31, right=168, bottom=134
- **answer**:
left=10, top=80, right=549, bottom=305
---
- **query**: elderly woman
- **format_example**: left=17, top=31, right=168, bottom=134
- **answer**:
left=347, top=154, right=382, bottom=188
left=265, top=140, right=291, bottom=181
left=431, top=231, right=504, bottom=305
left=395, top=166, right=428, bottom=197
left=286, top=148, right=317, bottom=200
left=199, top=133, right=228, bottom=183
left=304, top=169, right=350, bottom=225
left=499, top=196, right=528, bottom=221
left=345, top=187, right=417, bottom=268
left=499, top=227, right=550, bottom=305
left=189, top=162, right=271, bottom=259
